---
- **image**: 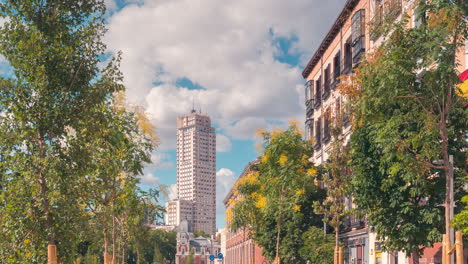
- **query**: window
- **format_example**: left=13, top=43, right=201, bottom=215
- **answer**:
left=344, top=39, right=352, bottom=74
left=315, top=118, right=321, bottom=149
left=314, top=76, right=322, bottom=108
left=305, top=119, right=314, bottom=140
left=323, top=109, right=331, bottom=143
left=352, top=9, right=366, bottom=63
left=371, top=1, right=384, bottom=40
left=335, top=98, right=341, bottom=123
left=304, top=80, right=314, bottom=103
left=333, top=51, right=341, bottom=82
left=324, top=65, right=331, bottom=99
left=412, top=6, right=425, bottom=28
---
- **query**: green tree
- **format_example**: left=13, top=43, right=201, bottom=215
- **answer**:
left=187, top=249, right=194, bottom=264
left=452, top=196, right=468, bottom=235
left=313, top=118, right=352, bottom=254
left=229, top=124, right=326, bottom=264
left=343, top=0, right=468, bottom=261
left=76, top=93, right=156, bottom=263
left=193, top=230, right=211, bottom=238
left=0, top=0, right=123, bottom=262
left=300, top=226, right=335, bottom=264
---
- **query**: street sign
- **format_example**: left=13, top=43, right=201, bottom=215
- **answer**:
left=217, top=253, right=224, bottom=259
left=209, top=254, right=215, bottom=261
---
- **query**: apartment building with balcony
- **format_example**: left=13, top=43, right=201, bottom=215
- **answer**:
left=303, top=2, right=372, bottom=261
left=223, top=160, right=270, bottom=264
left=301, top=0, right=467, bottom=264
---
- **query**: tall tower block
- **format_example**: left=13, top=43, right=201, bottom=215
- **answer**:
left=176, top=111, right=216, bottom=234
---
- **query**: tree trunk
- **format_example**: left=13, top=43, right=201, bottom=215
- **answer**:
left=440, top=115, right=453, bottom=250
left=112, top=216, right=116, bottom=264
left=38, top=137, right=57, bottom=264
left=136, top=246, right=141, bottom=264
left=335, top=219, right=340, bottom=264
left=275, top=214, right=282, bottom=264
left=411, top=248, right=419, bottom=264
left=104, top=229, right=110, bottom=264
left=439, top=4, right=461, bottom=259
left=121, top=227, right=126, bottom=264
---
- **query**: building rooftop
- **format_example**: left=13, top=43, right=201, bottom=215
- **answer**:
left=302, top=0, right=360, bottom=78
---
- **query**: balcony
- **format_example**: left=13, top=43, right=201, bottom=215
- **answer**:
left=370, top=12, right=383, bottom=41
left=314, top=139, right=322, bottom=151
left=306, top=101, right=314, bottom=118
left=342, top=216, right=366, bottom=231
left=343, top=114, right=350, bottom=128
left=350, top=217, right=366, bottom=228
left=314, top=94, right=321, bottom=109
left=323, top=132, right=331, bottom=144
left=352, top=38, right=365, bottom=64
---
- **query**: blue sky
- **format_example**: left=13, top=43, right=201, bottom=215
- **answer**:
left=0, top=0, right=346, bottom=229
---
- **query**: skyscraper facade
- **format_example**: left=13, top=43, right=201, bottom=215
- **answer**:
left=169, top=110, right=216, bottom=234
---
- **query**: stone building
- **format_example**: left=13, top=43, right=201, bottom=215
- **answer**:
left=302, top=0, right=466, bottom=264
left=175, top=220, right=221, bottom=264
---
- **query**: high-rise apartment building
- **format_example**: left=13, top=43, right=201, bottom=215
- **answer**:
left=165, top=110, right=217, bottom=234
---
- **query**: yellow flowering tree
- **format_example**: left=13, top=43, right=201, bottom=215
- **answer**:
left=229, top=124, right=326, bottom=264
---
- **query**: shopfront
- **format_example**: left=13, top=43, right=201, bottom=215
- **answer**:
left=343, top=235, right=369, bottom=264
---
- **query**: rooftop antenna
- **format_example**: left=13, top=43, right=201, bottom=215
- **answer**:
left=191, top=97, right=196, bottom=114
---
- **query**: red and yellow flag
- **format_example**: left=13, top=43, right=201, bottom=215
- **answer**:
left=457, top=69, right=468, bottom=98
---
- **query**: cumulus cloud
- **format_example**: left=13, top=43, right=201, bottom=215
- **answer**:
left=148, top=151, right=174, bottom=170
left=167, top=183, right=178, bottom=201
left=104, top=0, right=346, bottom=149
left=139, top=172, right=160, bottom=186
left=216, top=168, right=237, bottom=214
left=104, top=0, right=118, bottom=13
left=216, top=134, right=232, bottom=153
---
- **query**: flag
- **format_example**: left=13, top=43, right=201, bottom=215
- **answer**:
left=457, top=69, right=468, bottom=98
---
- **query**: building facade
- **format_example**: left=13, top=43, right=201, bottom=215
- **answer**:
left=165, top=110, right=217, bottom=235
left=302, top=0, right=466, bottom=264
left=224, top=160, right=271, bottom=264
left=165, top=199, right=194, bottom=229
left=175, top=220, right=221, bottom=264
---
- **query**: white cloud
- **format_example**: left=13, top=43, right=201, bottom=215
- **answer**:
left=104, top=0, right=346, bottom=150
left=139, top=172, right=160, bottom=186
left=104, top=0, right=118, bottom=13
left=216, top=168, right=237, bottom=214
left=216, top=134, right=232, bottom=153
left=148, top=151, right=173, bottom=169
left=167, top=183, right=178, bottom=200
left=223, top=117, right=268, bottom=140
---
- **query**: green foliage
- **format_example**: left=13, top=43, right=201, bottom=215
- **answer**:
left=131, top=229, right=177, bottom=264
left=348, top=0, right=468, bottom=258
left=452, top=195, right=468, bottom=235
left=313, top=120, right=352, bottom=247
left=0, top=0, right=163, bottom=263
left=230, top=124, right=326, bottom=264
left=187, top=248, right=194, bottom=264
left=299, top=226, right=335, bottom=264
left=0, top=0, right=119, bottom=262
left=194, top=230, right=211, bottom=238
